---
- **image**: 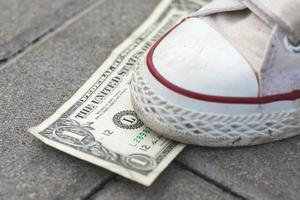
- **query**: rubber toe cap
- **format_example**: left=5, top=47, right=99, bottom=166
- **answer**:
left=151, top=18, right=259, bottom=97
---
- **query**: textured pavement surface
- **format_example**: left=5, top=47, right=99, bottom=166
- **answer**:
left=0, top=0, right=299, bottom=199
left=0, top=0, right=98, bottom=61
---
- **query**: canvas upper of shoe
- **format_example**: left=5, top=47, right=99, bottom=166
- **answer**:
left=151, top=18, right=259, bottom=97
left=202, top=10, right=271, bottom=73
left=199, top=0, right=300, bottom=97
left=148, top=0, right=300, bottom=100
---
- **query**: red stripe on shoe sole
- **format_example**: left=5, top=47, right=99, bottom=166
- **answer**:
left=147, top=19, right=300, bottom=104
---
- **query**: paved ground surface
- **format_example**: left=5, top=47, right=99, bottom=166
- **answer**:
left=0, top=0, right=299, bottom=199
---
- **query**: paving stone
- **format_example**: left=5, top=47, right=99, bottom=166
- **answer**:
left=0, top=0, right=100, bottom=61
left=0, top=0, right=160, bottom=199
left=92, top=164, right=239, bottom=200
left=177, top=136, right=300, bottom=200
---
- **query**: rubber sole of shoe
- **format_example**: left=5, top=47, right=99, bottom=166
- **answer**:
left=130, top=58, right=300, bottom=147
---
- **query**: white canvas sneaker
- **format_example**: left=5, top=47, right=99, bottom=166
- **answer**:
left=131, top=0, right=300, bottom=146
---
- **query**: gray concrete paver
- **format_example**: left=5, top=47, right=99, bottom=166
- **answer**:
left=0, top=0, right=100, bottom=61
left=177, top=137, right=300, bottom=200
left=92, top=164, right=240, bottom=200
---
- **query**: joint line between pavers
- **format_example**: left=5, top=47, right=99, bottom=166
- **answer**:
left=175, top=161, right=248, bottom=200
left=0, top=0, right=108, bottom=72
left=81, top=174, right=117, bottom=200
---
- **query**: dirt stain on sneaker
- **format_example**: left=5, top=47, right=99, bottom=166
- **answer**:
left=232, top=137, right=241, bottom=145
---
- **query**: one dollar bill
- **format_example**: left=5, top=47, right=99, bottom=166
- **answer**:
left=29, top=0, right=208, bottom=186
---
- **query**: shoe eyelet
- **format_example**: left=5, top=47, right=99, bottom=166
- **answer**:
left=284, top=36, right=300, bottom=53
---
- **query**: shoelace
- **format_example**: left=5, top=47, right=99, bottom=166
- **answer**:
left=194, top=0, right=300, bottom=45
left=242, top=0, right=300, bottom=45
